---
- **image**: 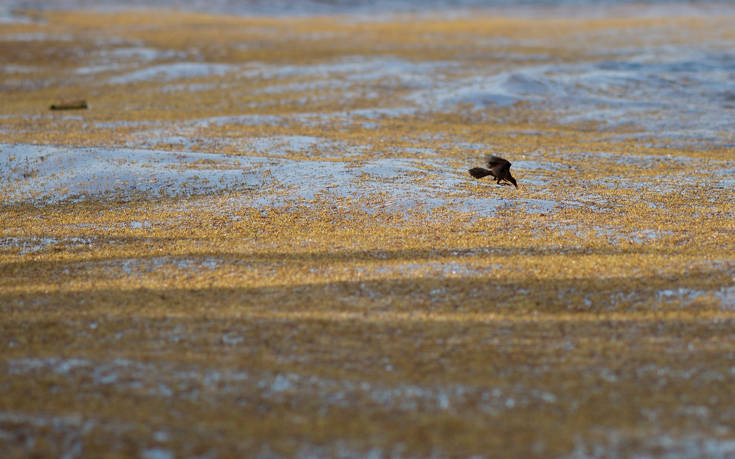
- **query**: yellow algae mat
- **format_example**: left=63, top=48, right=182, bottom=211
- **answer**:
left=1, top=8, right=735, bottom=458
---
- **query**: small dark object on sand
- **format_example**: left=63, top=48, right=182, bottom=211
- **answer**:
left=469, top=155, right=518, bottom=188
left=50, top=100, right=88, bottom=110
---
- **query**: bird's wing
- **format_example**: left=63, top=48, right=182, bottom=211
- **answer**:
left=486, top=155, right=511, bottom=173
left=486, top=155, right=510, bottom=166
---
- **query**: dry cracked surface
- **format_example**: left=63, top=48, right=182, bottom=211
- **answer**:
left=1, top=7, right=735, bottom=458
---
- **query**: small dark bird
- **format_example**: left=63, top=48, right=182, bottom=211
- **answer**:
left=469, top=155, right=518, bottom=189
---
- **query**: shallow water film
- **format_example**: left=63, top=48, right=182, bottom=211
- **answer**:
left=1, top=1, right=735, bottom=458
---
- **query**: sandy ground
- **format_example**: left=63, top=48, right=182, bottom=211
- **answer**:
left=1, top=6, right=735, bottom=458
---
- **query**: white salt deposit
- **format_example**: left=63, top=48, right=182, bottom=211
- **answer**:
left=0, top=144, right=260, bottom=203
left=109, top=62, right=236, bottom=84
left=242, top=56, right=454, bottom=84
left=0, top=143, right=581, bottom=214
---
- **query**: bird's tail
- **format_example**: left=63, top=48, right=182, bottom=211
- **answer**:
left=468, top=167, right=493, bottom=179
